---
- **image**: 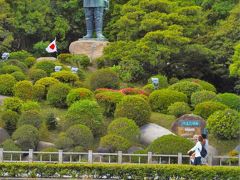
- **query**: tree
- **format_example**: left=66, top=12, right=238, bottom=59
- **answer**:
left=229, top=44, right=240, bottom=78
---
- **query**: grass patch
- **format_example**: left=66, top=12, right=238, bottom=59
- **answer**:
left=150, top=112, right=176, bottom=130
left=208, top=134, right=239, bottom=155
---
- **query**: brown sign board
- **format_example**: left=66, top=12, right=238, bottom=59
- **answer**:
left=171, top=114, right=206, bottom=138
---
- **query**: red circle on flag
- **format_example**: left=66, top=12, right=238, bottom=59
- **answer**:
left=50, top=44, right=55, bottom=50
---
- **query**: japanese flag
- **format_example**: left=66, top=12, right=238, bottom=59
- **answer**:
left=46, top=39, right=57, bottom=53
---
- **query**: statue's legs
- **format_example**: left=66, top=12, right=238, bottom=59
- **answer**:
left=83, top=8, right=94, bottom=39
left=94, top=7, right=106, bottom=40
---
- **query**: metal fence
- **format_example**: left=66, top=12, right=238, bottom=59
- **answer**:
left=0, top=148, right=239, bottom=166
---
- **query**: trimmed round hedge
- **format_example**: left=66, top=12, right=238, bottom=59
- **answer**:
left=51, top=71, right=79, bottom=84
left=142, top=84, right=154, bottom=94
left=29, top=68, right=47, bottom=82
left=1, top=110, right=19, bottom=134
left=24, top=57, right=36, bottom=67
left=70, top=54, right=91, bottom=69
left=89, top=68, right=119, bottom=90
left=35, top=77, right=60, bottom=98
left=12, top=125, right=39, bottom=150
left=0, top=65, right=22, bottom=74
left=17, top=110, right=42, bottom=129
left=193, top=101, right=228, bottom=119
left=13, top=80, right=33, bottom=100
left=167, top=102, right=191, bottom=117
left=99, top=134, right=131, bottom=152
left=207, top=109, right=240, bottom=140
left=32, top=84, right=45, bottom=101
left=66, top=124, right=94, bottom=148
left=34, top=60, right=56, bottom=75
left=65, top=100, right=104, bottom=135
left=214, top=93, right=240, bottom=111
left=66, top=88, right=94, bottom=106
left=21, top=101, right=40, bottom=113
left=147, top=135, right=194, bottom=154
left=47, top=83, right=71, bottom=108
left=149, top=89, right=187, bottom=113
left=181, top=78, right=216, bottom=92
left=3, top=97, right=23, bottom=113
left=55, top=133, right=74, bottom=151
left=0, top=74, right=16, bottom=95
left=11, top=71, right=27, bottom=81
left=115, top=96, right=151, bottom=126
left=107, top=117, right=140, bottom=142
left=168, top=81, right=203, bottom=98
left=191, top=90, right=217, bottom=107
left=95, top=91, right=124, bottom=117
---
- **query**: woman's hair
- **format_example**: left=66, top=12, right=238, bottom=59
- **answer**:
left=198, top=135, right=203, bottom=142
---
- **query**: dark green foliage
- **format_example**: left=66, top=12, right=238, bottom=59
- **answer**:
left=18, top=110, right=42, bottom=129
left=147, top=135, right=194, bottom=154
left=95, top=91, right=124, bottom=117
left=66, top=88, right=94, bottom=106
left=33, top=41, right=50, bottom=57
left=115, top=96, right=151, bottom=126
left=107, top=117, right=140, bottom=142
left=29, top=69, right=47, bottom=82
left=10, top=51, right=32, bottom=60
left=142, top=84, right=154, bottom=94
left=0, top=65, right=22, bottom=74
left=13, top=80, right=33, bottom=100
left=167, top=102, right=191, bottom=117
left=21, top=101, right=40, bottom=113
left=0, top=139, right=20, bottom=151
left=207, top=109, right=240, bottom=140
left=11, top=71, right=27, bottom=81
left=1, top=110, right=19, bottom=134
left=65, top=100, right=104, bottom=135
left=181, top=78, right=216, bottom=92
left=89, top=68, right=119, bottom=90
left=0, top=74, right=16, bottom=95
left=46, top=113, right=57, bottom=130
left=149, top=89, right=187, bottom=113
left=3, top=97, right=23, bottom=113
left=57, top=53, right=73, bottom=64
left=66, top=124, right=94, bottom=148
left=51, top=71, right=79, bottom=85
left=47, top=83, right=71, bottom=108
left=100, top=134, right=131, bottom=152
left=23, top=57, right=36, bottom=68
left=214, top=93, right=240, bottom=111
left=168, top=81, right=203, bottom=99
left=194, top=101, right=228, bottom=119
left=191, top=90, right=217, bottom=106
left=5, top=60, right=28, bottom=72
left=69, top=55, right=91, bottom=69
left=55, top=133, right=74, bottom=151
left=32, top=84, right=45, bottom=101
left=12, top=125, right=39, bottom=150
left=34, top=60, right=56, bottom=75
left=35, top=77, right=60, bottom=98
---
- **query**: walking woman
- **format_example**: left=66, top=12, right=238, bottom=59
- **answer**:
left=187, top=135, right=204, bottom=165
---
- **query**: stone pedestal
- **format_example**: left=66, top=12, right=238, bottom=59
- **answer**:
left=69, top=39, right=108, bottom=60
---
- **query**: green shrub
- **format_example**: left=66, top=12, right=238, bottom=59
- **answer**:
left=194, top=101, right=228, bottom=119
left=29, top=69, right=47, bottom=82
left=0, top=74, right=16, bottom=95
left=149, top=89, right=187, bottom=113
left=142, top=84, right=154, bottom=94
left=47, top=83, right=71, bottom=108
left=0, top=139, right=21, bottom=160
left=32, top=84, right=45, bottom=101
left=24, top=57, right=36, bottom=67
left=66, top=88, right=94, bottom=106
left=1, top=110, right=19, bottom=134
left=168, top=81, right=203, bottom=99
left=55, top=133, right=74, bottom=151
left=57, top=53, right=73, bottom=64
left=34, top=60, right=56, bottom=75
left=3, top=97, right=23, bottom=113
left=191, top=90, right=217, bottom=106
left=10, top=50, right=32, bottom=60
left=147, top=135, right=194, bottom=154
left=65, top=100, right=104, bottom=135
left=95, top=91, right=124, bottom=117
left=11, top=71, right=27, bottom=81
left=167, top=102, right=191, bottom=117
left=35, top=77, right=60, bottom=98
left=6, top=60, right=28, bottom=72
left=40, top=147, right=58, bottom=161
left=12, top=125, right=39, bottom=150
left=115, top=96, right=151, bottom=126
left=66, top=124, right=94, bottom=148
left=89, top=68, right=119, bottom=90
left=46, top=113, right=57, bottom=130
left=13, top=80, right=33, bottom=100
left=100, top=134, right=131, bottom=152
left=76, top=69, right=85, bottom=80
left=18, top=110, right=42, bottom=129
left=181, top=78, right=217, bottom=92
left=0, top=65, right=22, bottom=74
left=107, top=117, right=140, bottom=142
left=70, top=55, right=91, bottom=68
left=207, top=109, right=240, bottom=140
left=148, top=74, right=169, bottom=89
left=169, top=77, right=179, bottom=85
left=51, top=71, right=79, bottom=85
left=214, top=93, right=240, bottom=111
left=33, top=41, right=50, bottom=57
left=21, top=101, right=40, bottom=113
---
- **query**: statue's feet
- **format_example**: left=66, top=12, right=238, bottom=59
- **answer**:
left=96, top=33, right=106, bottom=41
left=83, top=34, right=92, bottom=39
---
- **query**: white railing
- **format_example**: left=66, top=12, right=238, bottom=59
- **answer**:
left=0, top=148, right=239, bottom=166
